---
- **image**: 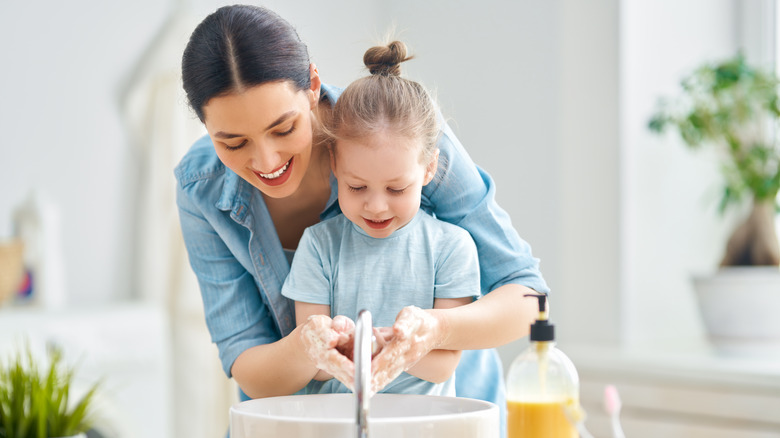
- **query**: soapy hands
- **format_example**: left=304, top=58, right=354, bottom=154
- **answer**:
left=369, top=306, right=441, bottom=393
left=300, top=314, right=356, bottom=389
left=300, top=306, right=442, bottom=394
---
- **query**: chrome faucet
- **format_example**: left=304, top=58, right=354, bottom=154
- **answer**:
left=354, top=309, right=373, bottom=438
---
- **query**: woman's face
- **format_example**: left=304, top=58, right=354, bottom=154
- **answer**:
left=202, top=80, right=319, bottom=199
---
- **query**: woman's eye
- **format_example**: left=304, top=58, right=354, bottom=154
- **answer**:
left=348, top=186, right=365, bottom=192
left=274, top=123, right=296, bottom=137
left=224, top=140, right=247, bottom=151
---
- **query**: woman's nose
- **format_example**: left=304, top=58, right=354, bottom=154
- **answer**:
left=251, top=140, right=282, bottom=172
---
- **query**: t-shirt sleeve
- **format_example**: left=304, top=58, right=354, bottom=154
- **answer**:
left=433, top=227, right=481, bottom=300
left=281, top=227, right=331, bottom=305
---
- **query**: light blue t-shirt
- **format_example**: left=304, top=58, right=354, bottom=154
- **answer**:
left=282, top=210, right=480, bottom=396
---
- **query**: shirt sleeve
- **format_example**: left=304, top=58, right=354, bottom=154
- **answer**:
left=433, top=227, right=481, bottom=300
left=176, top=180, right=280, bottom=378
left=422, top=121, right=550, bottom=295
left=281, top=227, right=331, bottom=306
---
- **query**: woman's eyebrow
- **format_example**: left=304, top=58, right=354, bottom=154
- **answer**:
left=265, top=110, right=297, bottom=130
left=213, top=110, right=298, bottom=139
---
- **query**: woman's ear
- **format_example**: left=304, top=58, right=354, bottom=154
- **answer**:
left=423, top=149, right=440, bottom=185
left=308, top=63, right=321, bottom=109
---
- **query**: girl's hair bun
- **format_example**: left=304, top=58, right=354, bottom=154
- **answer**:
left=363, top=40, right=413, bottom=76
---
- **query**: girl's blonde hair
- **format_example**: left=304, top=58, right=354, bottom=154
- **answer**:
left=325, top=41, right=440, bottom=164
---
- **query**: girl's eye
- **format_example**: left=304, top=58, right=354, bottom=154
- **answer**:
left=388, top=187, right=406, bottom=195
left=348, top=185, right=365, bottom=192
left=274, top=123, right=296, bottom=137
left=225, top=140, right=247, bottom=151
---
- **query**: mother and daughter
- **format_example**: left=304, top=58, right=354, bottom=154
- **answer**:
left=175, top=4, right=549, bottom=435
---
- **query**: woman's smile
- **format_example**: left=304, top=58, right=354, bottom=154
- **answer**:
left=254, top=158, right=294, bottom=186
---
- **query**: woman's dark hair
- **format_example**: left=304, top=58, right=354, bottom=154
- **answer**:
left=181, top=5, right=311, bottom=121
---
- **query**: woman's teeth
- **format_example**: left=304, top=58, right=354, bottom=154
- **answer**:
left=258, top=160, right=290, bottom=179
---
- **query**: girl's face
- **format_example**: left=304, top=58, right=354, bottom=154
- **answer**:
left=331, top=132, right=438, bottom=239
left=202, top=77, right=320, bottom=199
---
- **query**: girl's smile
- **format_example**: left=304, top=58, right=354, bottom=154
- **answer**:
left=363, top=218, right=393, bottom=229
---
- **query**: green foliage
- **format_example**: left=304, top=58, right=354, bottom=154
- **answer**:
left=0, top=344, right=99, bottom=438
left=648, top=53, right=780, bottom=214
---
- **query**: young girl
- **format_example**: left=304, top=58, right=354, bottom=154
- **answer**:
left=281, top=41, right=480, bottom=397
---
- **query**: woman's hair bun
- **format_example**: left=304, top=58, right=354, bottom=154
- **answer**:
left=363, top=40, right=413, bottom=76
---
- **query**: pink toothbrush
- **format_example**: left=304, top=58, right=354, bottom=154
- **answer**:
left=604, top=385, right=626, bottom=438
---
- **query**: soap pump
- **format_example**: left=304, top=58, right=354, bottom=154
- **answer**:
left=506, top=293, right=581, bottom=438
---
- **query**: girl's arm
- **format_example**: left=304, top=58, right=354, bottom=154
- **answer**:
left=431, top=283, right=540, bottom=350
left=402, top=296, right=472, bottom=383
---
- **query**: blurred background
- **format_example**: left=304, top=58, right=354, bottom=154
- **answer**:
left=1, top=0, right=779, bottom=437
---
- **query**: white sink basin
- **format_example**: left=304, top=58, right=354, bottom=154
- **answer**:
left=230, top=393, right=498, bottom=438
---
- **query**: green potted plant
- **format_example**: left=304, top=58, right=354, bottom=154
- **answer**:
left=0, top=344, right=100, bottom=438
left=648, top=53, right=780, bottom=349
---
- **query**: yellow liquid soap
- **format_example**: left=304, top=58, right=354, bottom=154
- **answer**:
left=507, top=400, right=578, bottom=438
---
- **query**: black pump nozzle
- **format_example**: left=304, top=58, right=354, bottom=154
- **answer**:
left=524, top=293, right=547, bottom=315
left=525, top=293, right=554, bottom=342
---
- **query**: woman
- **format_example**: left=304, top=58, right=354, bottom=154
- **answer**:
left=175, top=2, right=549, bottom=428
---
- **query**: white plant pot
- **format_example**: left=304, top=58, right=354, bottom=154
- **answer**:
left=693, top=266, right=780, bottom=354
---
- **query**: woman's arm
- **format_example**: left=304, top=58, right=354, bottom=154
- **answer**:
left=231, top=325, right=319, bottom=398
left=295, top=302, right=338, bottom=381
left=176, top=151, right=320, bottom=399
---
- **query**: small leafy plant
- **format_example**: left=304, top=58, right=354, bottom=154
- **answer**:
left=649, top=53, right=780, bottom=267
left=0, top=344, right=99, bottom=438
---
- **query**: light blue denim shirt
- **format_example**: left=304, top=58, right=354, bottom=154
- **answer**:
left=174, top=84, right=549, bottom=433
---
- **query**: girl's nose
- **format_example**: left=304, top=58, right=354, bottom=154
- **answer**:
left=364, top=192, right=387, bottom=214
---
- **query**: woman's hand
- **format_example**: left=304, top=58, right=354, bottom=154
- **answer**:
left=370, top=306, right=443, bottom=393
left=300, top=314, right=356, bottom=389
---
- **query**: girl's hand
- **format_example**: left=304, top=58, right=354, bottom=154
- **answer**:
left=370, top=306, right=443, bottom=393
left=300, top=314, right=356, bottom=390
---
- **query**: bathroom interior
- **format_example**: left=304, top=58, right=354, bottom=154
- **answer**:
left=1, top=0, right=779, bottom=437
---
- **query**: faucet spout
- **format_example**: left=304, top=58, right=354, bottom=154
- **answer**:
left=354, top=309, right=372, bottom=438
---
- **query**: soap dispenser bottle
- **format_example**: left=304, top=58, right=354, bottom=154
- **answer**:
left=506, top=293, right=580, bottom=438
